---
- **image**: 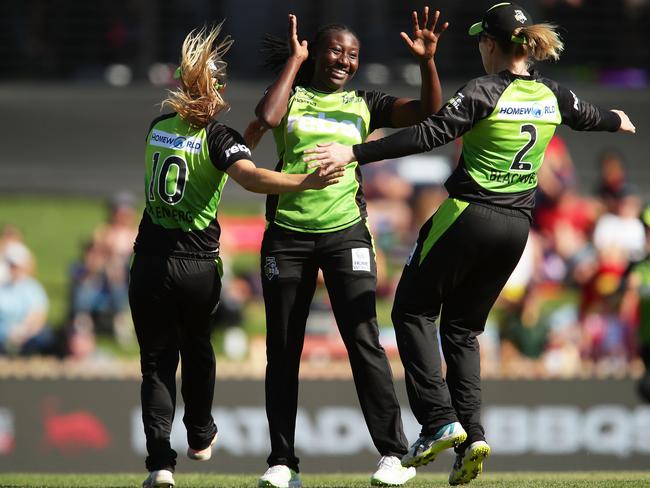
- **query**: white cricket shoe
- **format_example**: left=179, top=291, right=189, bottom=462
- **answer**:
left=371, top=455, right=417, bottom=486
left=258, top=465, right=302, bottom=488
left=142, top=469, right=175, bottom=488
left=187, top=433, right=218, bottom=461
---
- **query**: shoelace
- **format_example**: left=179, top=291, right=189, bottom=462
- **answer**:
left=266, top=466, right=291, bottom=476
left=377, top=456, right=401, bottom=470
left=413, top=437, right=430, bottom=455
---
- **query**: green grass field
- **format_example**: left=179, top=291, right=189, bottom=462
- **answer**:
left=1, top=472, right=649, bottom=488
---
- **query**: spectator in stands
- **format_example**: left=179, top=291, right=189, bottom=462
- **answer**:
left=0, top=241, right=53, bottom=355
left=68, top=237, right=130, bottom=351
left=595, top=149, right=628, bottom=213
left=0, top=225, right=25, bottom=284
left=67, top=193, right=137, bottom=352
left=593, top=188, right=645, bottom=263
left=94, top=191, right=138, bottom=263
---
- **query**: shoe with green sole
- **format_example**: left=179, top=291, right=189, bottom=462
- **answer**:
left=448, top=440, right=491, bottom=485
left=401, top=422, right=467, bottom=468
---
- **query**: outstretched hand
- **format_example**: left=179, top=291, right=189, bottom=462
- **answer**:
left=612, top=109, right=636, bottom=134
left=288, top=14, right=308, bottom=62
left=306, top=166, right=346, bottom=189
left=304, top=143, right=355, bottom=176
left=401, top=6, right=449, bottom=60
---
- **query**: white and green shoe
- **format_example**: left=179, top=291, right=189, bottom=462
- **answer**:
left=401, top=422, right=467, bottom=468
left=448, top=440, right=491, bottom=485
left=370, top=455, right=416, bottom=486
left=258, top=465, right=302, bottom=488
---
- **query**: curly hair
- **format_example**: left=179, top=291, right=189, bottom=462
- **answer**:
left=261, top=23, right=358, bottom=87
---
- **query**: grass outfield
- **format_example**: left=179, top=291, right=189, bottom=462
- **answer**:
left=1, top=473, right=649, bottom=488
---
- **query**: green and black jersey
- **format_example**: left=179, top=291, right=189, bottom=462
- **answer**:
left=267, top=85, right=397, bottom=233
left=134, top=113, right=252, bottom=257
left=631, top=259, right=650, bottom=346
left=352, top=70, right=621, bottom=217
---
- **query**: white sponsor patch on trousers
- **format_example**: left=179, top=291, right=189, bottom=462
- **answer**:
left=351, top=248, right=371, bottom=272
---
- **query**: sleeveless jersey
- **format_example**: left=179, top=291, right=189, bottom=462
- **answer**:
left=352, top=70, right=620, bottom=217
left=266, top=86, right=397, bottom=233
left=134, top=113, right=252, bottom=256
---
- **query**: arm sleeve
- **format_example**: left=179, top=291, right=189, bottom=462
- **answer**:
left=357, top=90, right=398, bottom=133
left=546, top=81, right=620, bottom=132
left=206, top=123, right=254, bottom=171
left=353, top=79, right=489, bottom=165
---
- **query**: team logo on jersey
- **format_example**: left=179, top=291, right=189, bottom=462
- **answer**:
left=264, top=257, right=280, bottom=280
left=514, top=10, right=528, bottom=23
left=224, top=144, right=251, bottom=159
left=150, top=130, right=202, bottom=153
left=287, top=113, right=363, bottom=139
left=446, top=92, right=465, bottom=110
left=497, top=102, right=557, bottom=120
left=341, top=93, right=362, bottom=105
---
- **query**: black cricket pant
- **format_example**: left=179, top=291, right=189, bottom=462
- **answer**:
left=391, top=199, right=529, bottom=446
left=129, top=253, right=221, bottom=472
left=261, top=221, right=408, bottom=471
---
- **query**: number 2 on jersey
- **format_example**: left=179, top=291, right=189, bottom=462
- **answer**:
left=510, top=124, right=537, bottom=172
left=148, top=152, right=188, bottom=205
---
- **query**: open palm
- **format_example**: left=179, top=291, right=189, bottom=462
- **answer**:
left=401, top=6, right=449, bottom=60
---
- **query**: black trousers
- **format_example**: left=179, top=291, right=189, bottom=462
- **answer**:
left=392, top=199, right=529, bottom=446
left=129, top=253, right=221, bottom=472
left=261, top=221, right=408, bottom=471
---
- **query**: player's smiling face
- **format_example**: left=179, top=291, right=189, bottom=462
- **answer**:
left=311, top=31, right=359, bottom=92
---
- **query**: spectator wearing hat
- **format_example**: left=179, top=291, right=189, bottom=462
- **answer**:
left=0, top=241, right=53, bottom=355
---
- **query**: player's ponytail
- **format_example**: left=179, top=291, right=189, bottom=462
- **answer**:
left=162, top=23, right=233, bottom=128
left=515, top=23, right=564, bottom=62
left=261, top=23, right=358, bottom=88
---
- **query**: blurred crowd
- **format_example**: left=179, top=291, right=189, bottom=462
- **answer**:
left=0, top=194, right=137, bottom=360
left=2, top=138, right=650, bottom=388
left=358, top=136, right=650, bottom=383
left=0, top=134, right=650, bottom=388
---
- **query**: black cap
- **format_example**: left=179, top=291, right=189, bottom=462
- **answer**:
left=469, top=2, right=532, bottom=44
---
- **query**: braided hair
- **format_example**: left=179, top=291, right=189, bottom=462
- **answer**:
left=261, top=23, right=359, bottom=87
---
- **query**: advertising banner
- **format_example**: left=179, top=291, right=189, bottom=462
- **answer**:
left=0, top=379, right=648, bottom=472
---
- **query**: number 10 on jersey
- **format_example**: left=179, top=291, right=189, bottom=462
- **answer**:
left=148, top=152, right=188, bottom=205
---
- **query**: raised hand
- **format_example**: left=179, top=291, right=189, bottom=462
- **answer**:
left=401, top=6, right=449, bottom=60
left=304, top=143, right=355, bottom=176
left=289, top=14, right=308, bottom=62
left=612, top=109, right=636, bottom=134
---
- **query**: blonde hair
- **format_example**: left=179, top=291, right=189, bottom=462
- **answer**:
left=162, top=23, right=233, bottom=128
left=514, top=23, right=564, bottom=62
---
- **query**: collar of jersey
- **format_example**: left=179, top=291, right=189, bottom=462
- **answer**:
left=501, top=69, right=539, bottom=81
left=303, top=85, right=350, bottom=97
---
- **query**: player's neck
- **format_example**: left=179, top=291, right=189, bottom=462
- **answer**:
left=498, top=58, right=529, bottom=77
